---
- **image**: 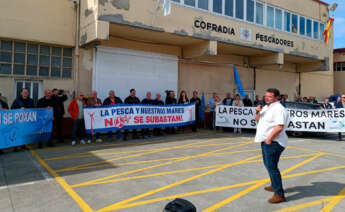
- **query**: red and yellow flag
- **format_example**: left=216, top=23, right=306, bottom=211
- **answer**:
left=323, top=18, right=334, bottom=44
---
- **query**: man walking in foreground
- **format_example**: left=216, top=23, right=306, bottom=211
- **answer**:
left=254, top=88, right=289, bottom=203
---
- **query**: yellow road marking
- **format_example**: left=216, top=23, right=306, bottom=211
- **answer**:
left=320, top=186, right=345, bottom=212
left=109, top=164, right=345, bottom=211
left=72, top=142, right=252, bottom=188
left=36, top=131, right=213, bottom=152
left=73, top=153, right=314, bottom=188
left=273, top=198, right=332, bottom=212
left=55, top=138, right=227, bottom=172
left=95, top=154, right=261, bottom=212
left=28, top=146, right=94, bottom=212
left=289, top=145, right=345, bottom=159
left=47, top=141, right=240, bottom=161
left=202, top=153, right=325, bottom=212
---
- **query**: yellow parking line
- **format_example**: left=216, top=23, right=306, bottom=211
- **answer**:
left=55, top=138, right=228, bottom=173
left=202, top=153, right=325, bottom=212
left=94, top=154, right=261, bottom=212
left=36, top=131, right=213, bottom=152
left=110, top=163, right=345, bottom=211
left=72, top=142, right=252, bottom=188
left=320, top=186, right=345, bottom=212
left=73, top=153, right=313, bottom=187
left=273, top=198, right=332, bottom=212
left=28, top=146, right=94, bottom=212
left=47, top=141, right=240, bottom=161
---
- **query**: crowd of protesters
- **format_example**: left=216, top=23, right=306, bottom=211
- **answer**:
left=1, top=88, right=345, bottom=154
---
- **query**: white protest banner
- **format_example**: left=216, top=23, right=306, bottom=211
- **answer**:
left=216, top=105, right=345, bottom=132
left=84, top=104, right=195, bottom=134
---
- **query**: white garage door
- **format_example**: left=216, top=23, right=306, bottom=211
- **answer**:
left=93, top=46, right=178, bottom=102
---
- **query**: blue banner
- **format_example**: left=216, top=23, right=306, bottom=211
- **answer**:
left=233, top=65, right=246, bottom=98
left=0, top=108, right=53, bottom=149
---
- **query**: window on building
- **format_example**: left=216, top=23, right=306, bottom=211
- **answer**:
left=313, top=21, right=319, bottom=39
left=275, top=8, right=282, bottom=30
left=284, top=11, right=291, bottom=32
left=0, top=40, right=12, bottom=75
left=266, top=6, right=274, bottom=28
left=291, top=14, right=298, bottom=34
left=255, top=1, right=264, bottom=25
left=225, top=0, right=234, bottom=17
left=246, top=0, right=254, bottom=22
left=198, top=0, right=209, bottom=10
left=307, top=19, right=312, bottom=37
left=320, top=23, right=325, bottom=41
left=299, top=16, right=305, bottom=35
left=235, top=0, right=244, bottom=19
left=184, top=0, right=195, bottom=7
left=171, top=0, right=180, bottom=3
left=0, top=39, right=73, bottom=78
left=213, top=0, right=222, bottom=14
left=342, top=62, right=345, bottom=71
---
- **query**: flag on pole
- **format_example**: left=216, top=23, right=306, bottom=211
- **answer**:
left=199, top=92, right=205, bottom=121
left=323, top=18, right=334, bottom=44
left=163, top=0, right=171, bottom=16
left=233, top=65, right=245, bottom=98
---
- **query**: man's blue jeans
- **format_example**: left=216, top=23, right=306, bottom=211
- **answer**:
left=261, top=141, right=285, bottom=197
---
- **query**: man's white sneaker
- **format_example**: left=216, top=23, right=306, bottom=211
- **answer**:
left=80, top=139, right=86, bottom=145
left=96, top=138, right=103, bottom=143
left=72, top=140, right=76, bottom=146
left=87, top=139, right=92, bottom=144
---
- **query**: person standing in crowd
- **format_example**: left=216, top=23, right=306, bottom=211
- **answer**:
left=207, top=92, right=217, bottom=130
left=0, top=93, right=8, bottom=105
left=11, top=88, right=35, bottom=151
left=51, top=88, right=68, bottom=143
left=141, top=91, right=155, bottom=137
left=190, top=91, right=201, bottom=132
left=103, top=90, right=123, bottom=141
left=68, top=92, right=87, bottom=146
left=296, top=96, right=302, bottom=103
left=87, top=90, right=103, bottom=143
left=178, top=90, right=189, bottom=132
left=302, top=97, right=309, bottom=103
left=165, top=90, right=177, bottom=134
left=309, top=96, right=318, bottom=104
left=124, top=89, right=143, bottom=140
left=254, top=95, right=260, bottom=106
left=222, top=93, right=233, bottom=106
left=0, top=95, right=9, bottom=155
left=0, top=94, right=9, bottom=110
left=322, top=98, right=333, bottom=109
left=335, top=94, right=345, bottom=141
left=214, top=95, right=222, bottom=132
left=153, top=93, right=164, bottom=136
left=37, top=89, right=55, bottom=148
left=243, top=94, right=253, bottom=107
left=254, top=88, right=289, bottom=203
left=232, top=94, right=244, bottom=134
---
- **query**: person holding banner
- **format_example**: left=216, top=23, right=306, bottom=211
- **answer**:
left=335, top=94, right=345, bottom=141
left=68, top=93, right=87, bottom=146
left=124, top=89, right=143, bottom=140
left=232, top=94, right=244, bottom=134
left=322, top=98, right=333, bottom=109
left=0, top=97, right=9, bottom=154
left=87, top=91, right=103, bottom=143
left=103, top=90, right=123, bottom=141
left=11, top=88, right=35, bottom=151
left=190, top=91, right=201, bottom=132
left=165, top=90, right=177, bottom=134
left=254, top=88, right=288, bottom=204
left=37, top=89, right=55, bottom=148
left=153, top=93, right=164, bottom=136
left=141, top=91, right=155, bottom=137
left=207, top=92, right=217, bottom=130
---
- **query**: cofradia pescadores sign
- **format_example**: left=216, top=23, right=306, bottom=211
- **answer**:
left=216, top=105, right=345, bottom=132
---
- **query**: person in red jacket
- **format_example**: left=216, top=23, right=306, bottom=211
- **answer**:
left=68, top=92, right=87, bottom=146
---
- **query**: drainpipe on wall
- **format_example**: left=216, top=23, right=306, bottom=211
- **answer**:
left=73, top=0, right=80, bottom=97
left=253, top=67, right=256, bottom=91
left=298, top=72, right=301, bottom=96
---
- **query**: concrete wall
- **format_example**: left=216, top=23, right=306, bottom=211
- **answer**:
left=178, top=61, right=253, bottom=101
left=334, top=51, right=345, bottom=94
left=96, top=0, right=330, bottom=61
left=0, top=0, right=76, bottom=46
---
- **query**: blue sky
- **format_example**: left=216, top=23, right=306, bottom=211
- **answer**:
left=323, top=0, right=345, bottom=49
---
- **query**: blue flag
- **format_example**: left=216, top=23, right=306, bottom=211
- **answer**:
left=199, top=92, right=205, bottom=121
left=233, top=65, right=245, bottom=98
